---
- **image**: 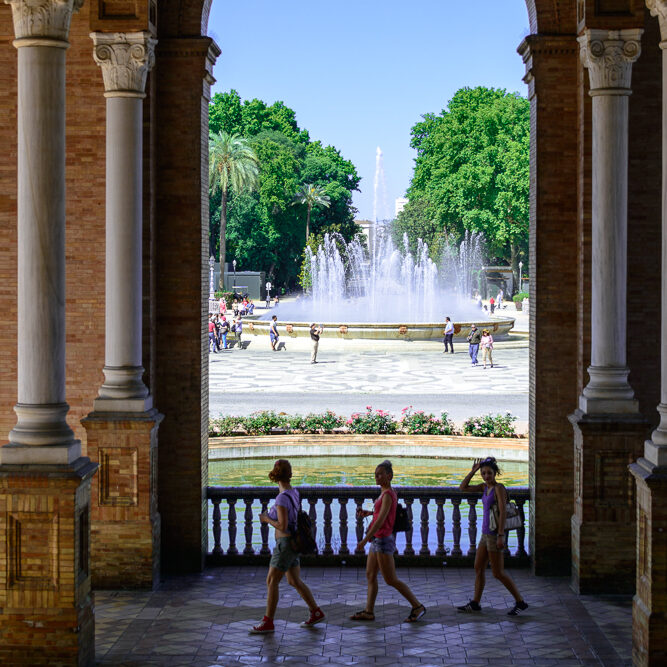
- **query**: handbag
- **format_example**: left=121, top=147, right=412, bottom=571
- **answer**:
left=489, top=491, right=522, bottom=532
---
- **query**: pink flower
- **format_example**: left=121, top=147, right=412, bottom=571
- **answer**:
left=366, top=405, right=372, bottom=411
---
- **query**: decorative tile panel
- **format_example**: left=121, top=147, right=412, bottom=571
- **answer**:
left=8, top=510, right=58, bottom=590
left=99, top=447, right=138, bottom=506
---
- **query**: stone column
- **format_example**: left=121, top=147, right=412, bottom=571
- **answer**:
left=82, top=31, right=163, bottom=589
left=630, top=4, right=667, bottom=665
left=570, top=28, right=648, bottom=594
left=0, top=0, right=97, bottom=663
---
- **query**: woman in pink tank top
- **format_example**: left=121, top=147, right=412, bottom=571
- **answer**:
left=350, top=460, right=426, bottom=623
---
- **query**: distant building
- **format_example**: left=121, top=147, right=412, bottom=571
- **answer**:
left=395, top=197, right=408, bottom=216
left=355, top=219, right=374, bottom=253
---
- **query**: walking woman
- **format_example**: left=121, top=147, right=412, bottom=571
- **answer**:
left=250, top=459, right=325, bottom=633
left=457, top=457, right=528, bottom=615
left=351, top=460, right=426, bottom=623
left=480, top=329, right=494, bottom=369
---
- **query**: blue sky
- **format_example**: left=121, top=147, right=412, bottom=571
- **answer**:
left=207, top=1, right=530, bottom=221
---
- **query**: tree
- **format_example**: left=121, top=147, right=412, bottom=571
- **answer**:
left=406, top=86, right=529, bottom=283
left=209, top=131, right=259, bottom=281
left=293, top=183, right=331, bottom=242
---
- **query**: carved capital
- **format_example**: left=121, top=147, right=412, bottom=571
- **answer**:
left=3, top=0, right=83, bottom=43
left=647, top=0, right=667, bottom=44
left=578, top=29, right=643, bottom=94
left=91, top=32, right=157, bottom=97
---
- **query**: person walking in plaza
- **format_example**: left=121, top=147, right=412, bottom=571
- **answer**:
left=310, top=323, right=322, bottom=363
left=489, top=296, right=495, bottom=314
left=467, top=324, right=481, bottom=365
left=208, top=317, right=219, bottom=353
left=250, top=459, right=325, bottom=634
left=269, top=315, right=279, bottom=351
left=497, top=288, right=504, bottom=310
left=443, top=316, right=454, bottom=354
left=219, top=316, right=230, bottom=350
left=481, top=329, right=494, bottom=369
left=350, top=460, right=426, bottom=624
left=219, top=296, right=227, bottom=315
left=457, top=457, right=528, bottom=616
left=235, top=316, right=243, bottom=349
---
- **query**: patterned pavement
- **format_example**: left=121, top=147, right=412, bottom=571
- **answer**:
left=95, top=566, right=631, bottom=666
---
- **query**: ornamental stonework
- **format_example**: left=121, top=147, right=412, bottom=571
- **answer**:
left=4, top=0, right=83, bottom=42
left=647, top=0, right=667, bottom=41
left=578, top=29, right=643, bottom=92
left=91, top=32, right=157, bottom=95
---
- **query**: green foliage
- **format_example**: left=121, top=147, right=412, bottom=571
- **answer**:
left=293, top=183, right=331, bottom=242
left=347, top=407, right=398, bottom=435
left=400, top=406, right=455, bottom=435
left=512, top=292, right=529, bottom=302
left=462, top=413, right=517, bottom=438
left=406, top=86, right=529, bottom=275
left=209, top=91, right=359, bottom=289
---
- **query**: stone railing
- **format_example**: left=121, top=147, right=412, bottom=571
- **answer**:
left=206, top=486, right=530, bottom=566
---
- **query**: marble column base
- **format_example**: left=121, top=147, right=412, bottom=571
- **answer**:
left=82, top=408, right=163, bottom=589
left=0, top=457, right=97, bottom=665
left=579, top=366, right=639, bottom=414
left=629, top=456, right=667, bottom=667
left=569, top=410, right=648, bottom=594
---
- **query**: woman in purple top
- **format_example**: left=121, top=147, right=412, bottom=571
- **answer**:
left=250, top=459, right=325, bottom=634
left=457, top=457, right=528, bottom=616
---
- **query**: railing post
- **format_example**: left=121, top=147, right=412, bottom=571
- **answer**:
left=227, top=498, right=238, bottom=555
left=260, top=499, right=271, bottom=555
left=451, top=498, right=462, bottom=557
left=516, top=498, right=527, bottom=557
left=338, top=498, right=349, bottom=555
left=308, top=498, right=318, bottom=543
left=212, top=499, right=223, bottom=556
left=435, top=498, right=446, bottom=557
left=419, top=498, right=430, bottom=556
left=467, top=498, right=477, bottom=557
left=243, top=498, right=255, bottom=555
left=404, top=498, right=415, bottom=556
left=355, top=498, right=365, bottom=554
left=323, top=498, right=333, bottom=555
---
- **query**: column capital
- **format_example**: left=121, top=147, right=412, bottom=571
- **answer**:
left=4, top=0, right=83, bottom=45
left=91, top=31, right=157, bottom=98
left=578, top=28, right=643, bottom=95
left=647, top=1, right=667, bottom=43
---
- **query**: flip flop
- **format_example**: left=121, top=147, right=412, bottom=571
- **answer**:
left=404, top=604, right=426, bottom=623
left=350, top=610, right=375, bottom=621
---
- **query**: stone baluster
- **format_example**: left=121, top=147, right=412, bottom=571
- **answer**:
left=515, top=499, right=527, bottom=557
left=451, top=498, right=463, bottom=556
left=259, top=500, right=270, bottom=555
left=227, top=499, right=238, bottom=555
left=355, top=498, right=365, bottom=554
left=435, top=498, right=446, bottom=556
left=322, top=498, right=333, bottom=555
left=467, top=499, right=478, bottom=556
left=419, top=498, right=430, bottom=556
left=212, top=499, right=223, bottom=556
left=404, top=498, right=415, bottom=555
left=308, top=498, right=318, bottom=547
left=243, top=498, right=254, bottom=555
left=338, top=498, right=349, bottom=555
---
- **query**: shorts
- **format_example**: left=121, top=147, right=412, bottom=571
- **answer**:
left=269, top=536, right=300, bottom=571
left=369, top=534, right=396, bottom=554
left=270, top=333, right=278, bottom=342
left=479, top=533, right=501, bottom=553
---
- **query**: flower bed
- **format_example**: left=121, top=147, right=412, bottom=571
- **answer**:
left=209, top=407, right=519, bottom=438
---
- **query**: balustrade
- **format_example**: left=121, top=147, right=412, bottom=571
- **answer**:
left=206, top=486, right=530, bottom=565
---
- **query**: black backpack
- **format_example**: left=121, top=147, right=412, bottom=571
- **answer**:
left=286, top=493, right=318, bottom=555
left=393, top=502, right=410, bottom=533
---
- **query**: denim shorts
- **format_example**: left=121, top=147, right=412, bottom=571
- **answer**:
left=269, top=536, right=300, bottom=572
left=369, top=534, right=396, bottom=554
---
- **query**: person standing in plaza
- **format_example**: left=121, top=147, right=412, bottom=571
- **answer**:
left=219, top=296, right=227, bottom=315
left=269, top=315, right=279, bottom=351
left=350, top=460, right=426, bottom=624
left=310, top=323, right=322, bottom=364
left=250, top=459, right=325, bottom=633
left=219, top=316, right=230, bottom=350
left=467, top=324, right=481, bottom=366
left=497, top=288, right=504, bottom=310
left=480, top=329, right=494, bottom=369
left=443, top=316, right=454, bottom=354
left=235, top=316, right=243, bottom=349
left=457, top=457, right=528, bottom=616
left=489, top=296, right=495, bottom=314
left=208, top=317, right=219, bottom=353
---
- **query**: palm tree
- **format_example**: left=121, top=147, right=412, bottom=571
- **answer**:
left=293, top=183, right=331, bottom=242
left=209, top=131, right=259, bottom=282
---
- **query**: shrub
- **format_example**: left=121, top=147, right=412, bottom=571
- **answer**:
left=213, top=291, right=235, bottom=307
left=512, top=291, right=529, bottom=302
left=243, top=411, right=289, bottom=434
left=400, top=406, right=455, bottom=435
left=463, top=412, right=517, bottom=438
left=209, top=415, right=244, bottom=437
left=347, top=406, right=397, bottom=435
left=300, top=410, right=345, bottom=433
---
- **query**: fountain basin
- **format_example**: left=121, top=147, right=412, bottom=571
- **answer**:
left=244, top=317, right=515, bottom=341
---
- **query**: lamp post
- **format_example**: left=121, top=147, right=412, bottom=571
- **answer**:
left=232, top=259, right=237, bottom=289
left=266, top=281, right=272, bottom=307
left=209, top=256, right=215, bottom=300
left=518, top=261, right=523, bottom=294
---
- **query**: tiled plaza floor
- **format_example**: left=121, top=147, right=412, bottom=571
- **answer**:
left=95, top=566, right=631, bottom=666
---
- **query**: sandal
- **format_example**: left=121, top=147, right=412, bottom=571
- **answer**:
left=404, top=604, right=426, bottom=623
left=350, top=609, right=375, bottom=621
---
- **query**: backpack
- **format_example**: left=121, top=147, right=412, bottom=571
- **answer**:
left=285, top=492, right=318, bottom=555
left=393, top=502, right=410, bottom=533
